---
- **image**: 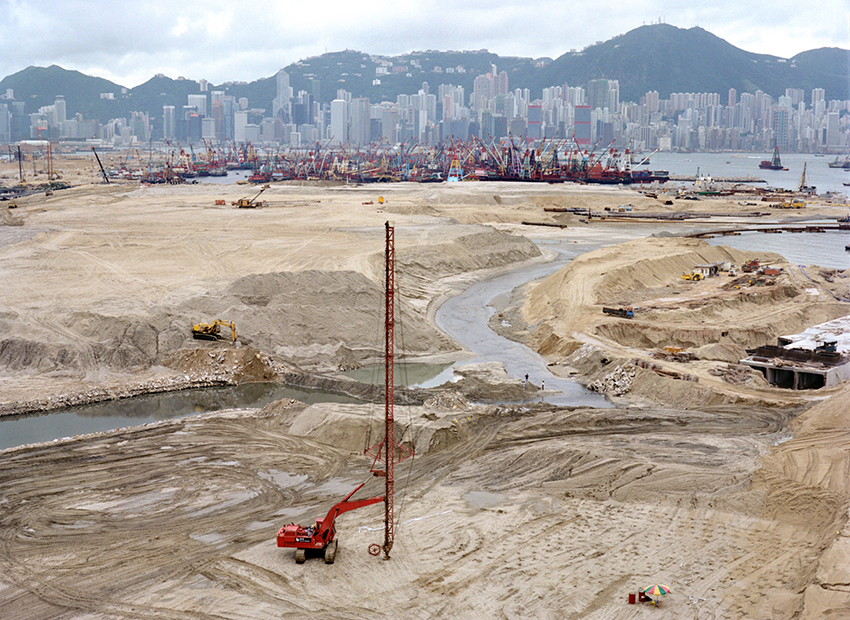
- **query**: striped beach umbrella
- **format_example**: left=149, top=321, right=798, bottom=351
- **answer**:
left=644, top=584, right=670, bottom=602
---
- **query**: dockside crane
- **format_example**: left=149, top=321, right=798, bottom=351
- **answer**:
left=91, top=147, right=110, bottom=184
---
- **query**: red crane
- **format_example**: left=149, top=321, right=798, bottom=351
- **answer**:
left=277, top=221, right=412, bottom=563
left=364, top=221, right=413, bottom=559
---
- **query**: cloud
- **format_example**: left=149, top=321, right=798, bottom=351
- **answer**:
left=0, top=0, right=847, bottom=87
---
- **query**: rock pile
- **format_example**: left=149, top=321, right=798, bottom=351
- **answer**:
left=708, top=363, right=760, bottom=385
left=424, top=391, right=473, bottom=410
left=587, top=364, right=636, bottom=396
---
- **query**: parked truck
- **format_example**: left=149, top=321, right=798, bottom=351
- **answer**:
left=741, top=259, right=760, bottom=273
left=603, top=306, right=634, bottom=319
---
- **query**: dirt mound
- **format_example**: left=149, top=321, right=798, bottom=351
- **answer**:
left=594, top=238, right=772, bottom=300
left=750, top=384, right=850, bottom=618
left=435, top=361, right=531, bottom=401
left=561, top=343, right=794, bottom=409
left=423, top=391, right=474, bottom=410
left=179, top=269, right=451, bottom=370
left=695, top=343, right=748, bottom=363
left=0, top=208, right=23, bottom=226
left=264, top=397, right=493, bottom=457
left=0, top=311, right=166, bottom=375
left=160, top=346, right=290, bottom=383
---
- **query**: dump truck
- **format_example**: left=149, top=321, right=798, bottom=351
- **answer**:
left=602, top=306, right=634, bottom=319
left=191, top=320, right=236, bottom=342
left=741, top=259, right=760, bottom=273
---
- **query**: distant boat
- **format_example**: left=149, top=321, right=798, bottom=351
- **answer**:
left=828, top=155, right=850, bottom=169
left=759, top=145, right=787, bottom=171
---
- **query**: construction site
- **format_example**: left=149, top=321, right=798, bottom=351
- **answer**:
left=1, top=155, right=850, bottom=619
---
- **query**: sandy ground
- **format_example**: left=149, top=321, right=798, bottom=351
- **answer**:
left=2, top=159, right=850, bottom=619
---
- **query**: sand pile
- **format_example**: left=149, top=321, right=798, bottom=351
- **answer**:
left=0, top=182, right=541, bottom=398
left=519, top=236, right=849, bottom=388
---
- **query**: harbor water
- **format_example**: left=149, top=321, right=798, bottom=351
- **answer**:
left=648, top=151, right=850, bottom=198
left=707, top=230, right=850, bottom=271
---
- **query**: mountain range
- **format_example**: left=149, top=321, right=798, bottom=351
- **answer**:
left=1, top=24, right=847, bottom=125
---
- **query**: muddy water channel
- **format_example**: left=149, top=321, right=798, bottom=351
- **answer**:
left=433, top=235, right=629, bottom=407
left=0, top=383, right=364, bottom=452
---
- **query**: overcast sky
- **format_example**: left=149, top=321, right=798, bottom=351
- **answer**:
left=1, top=0, right=848, bottom=88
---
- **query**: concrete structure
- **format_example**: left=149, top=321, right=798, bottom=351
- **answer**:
left=742, top=315, right=850, bottom=389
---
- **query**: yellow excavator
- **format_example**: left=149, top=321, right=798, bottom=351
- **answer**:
left=192, top=320, right=236, bottom=342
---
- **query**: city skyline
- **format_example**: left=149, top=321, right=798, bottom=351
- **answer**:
left=0, top=1, right=848, bottom=88
left=5, top=64, right=845, bottom=156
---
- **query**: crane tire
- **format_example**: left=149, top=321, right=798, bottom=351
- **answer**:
left=295, top=548, right=306, bottom=564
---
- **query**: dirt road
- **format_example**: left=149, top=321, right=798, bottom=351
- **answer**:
left=2, top=173, right=850, bottom=618
left=0, top=395, right=820, bottom=619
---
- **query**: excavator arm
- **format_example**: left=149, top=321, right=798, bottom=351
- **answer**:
left=316, top=482, right=383, bottom=540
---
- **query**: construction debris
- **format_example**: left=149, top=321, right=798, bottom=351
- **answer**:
left=708, top=363, right=761, bottom=385
left=424, top=391, right=474, bottom=410
left=587, top=364, right=636, bottom=396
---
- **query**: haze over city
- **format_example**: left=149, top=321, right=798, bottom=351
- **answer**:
left=1, top=0, right=848, bottom=87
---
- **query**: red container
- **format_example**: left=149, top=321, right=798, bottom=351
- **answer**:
left=638, top=591, right=647, bottom=602
left=628, top=593, right=636, bottom=604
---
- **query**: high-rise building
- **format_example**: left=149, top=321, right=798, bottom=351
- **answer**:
left=785, top=88, right=804, bottom=106
left=645, top=91, right=660, bottom=113
left=188, top=94, right=207, bottom=117
left=54, top=96, right=66, bottom=124
left=772, top=105, right=790, bottom=150
left=495, top=71, right=509, bottom=96
left=330, top=99, right=348, bottom=145
left=234, top=110, right=248, bottom=143
left=587, top=79, right=609, bottom=111
left=607, top=81, right=619, bottom=113
left=472, top=75, right=492, bottom=113
left=349, top=97, right=370, bottom=145
left=273, top=68, right=293, bottom=122
left=162, top=105, right=176, bottom=140
left=574, top=105, right=591, bottom=144
left=0, top=103, right=10, bottom=143
left=826, top=111, right=840, bottom=147
left=527, top=104, right=543, bottom=140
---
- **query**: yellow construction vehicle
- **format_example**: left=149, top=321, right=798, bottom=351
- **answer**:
left=232, top=184, right=269, bottom=208
left=192, top=320, right=236, bottom=342
left=681, top=272, right=703, bottom=281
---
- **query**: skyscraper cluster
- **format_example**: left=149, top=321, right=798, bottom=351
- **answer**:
left=0, top=67, right=846, bottom=153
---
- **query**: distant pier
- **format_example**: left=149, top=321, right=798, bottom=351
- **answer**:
left=688, top=224, right=850, bottom=238
left=668, top=175, right=766, bottom=183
